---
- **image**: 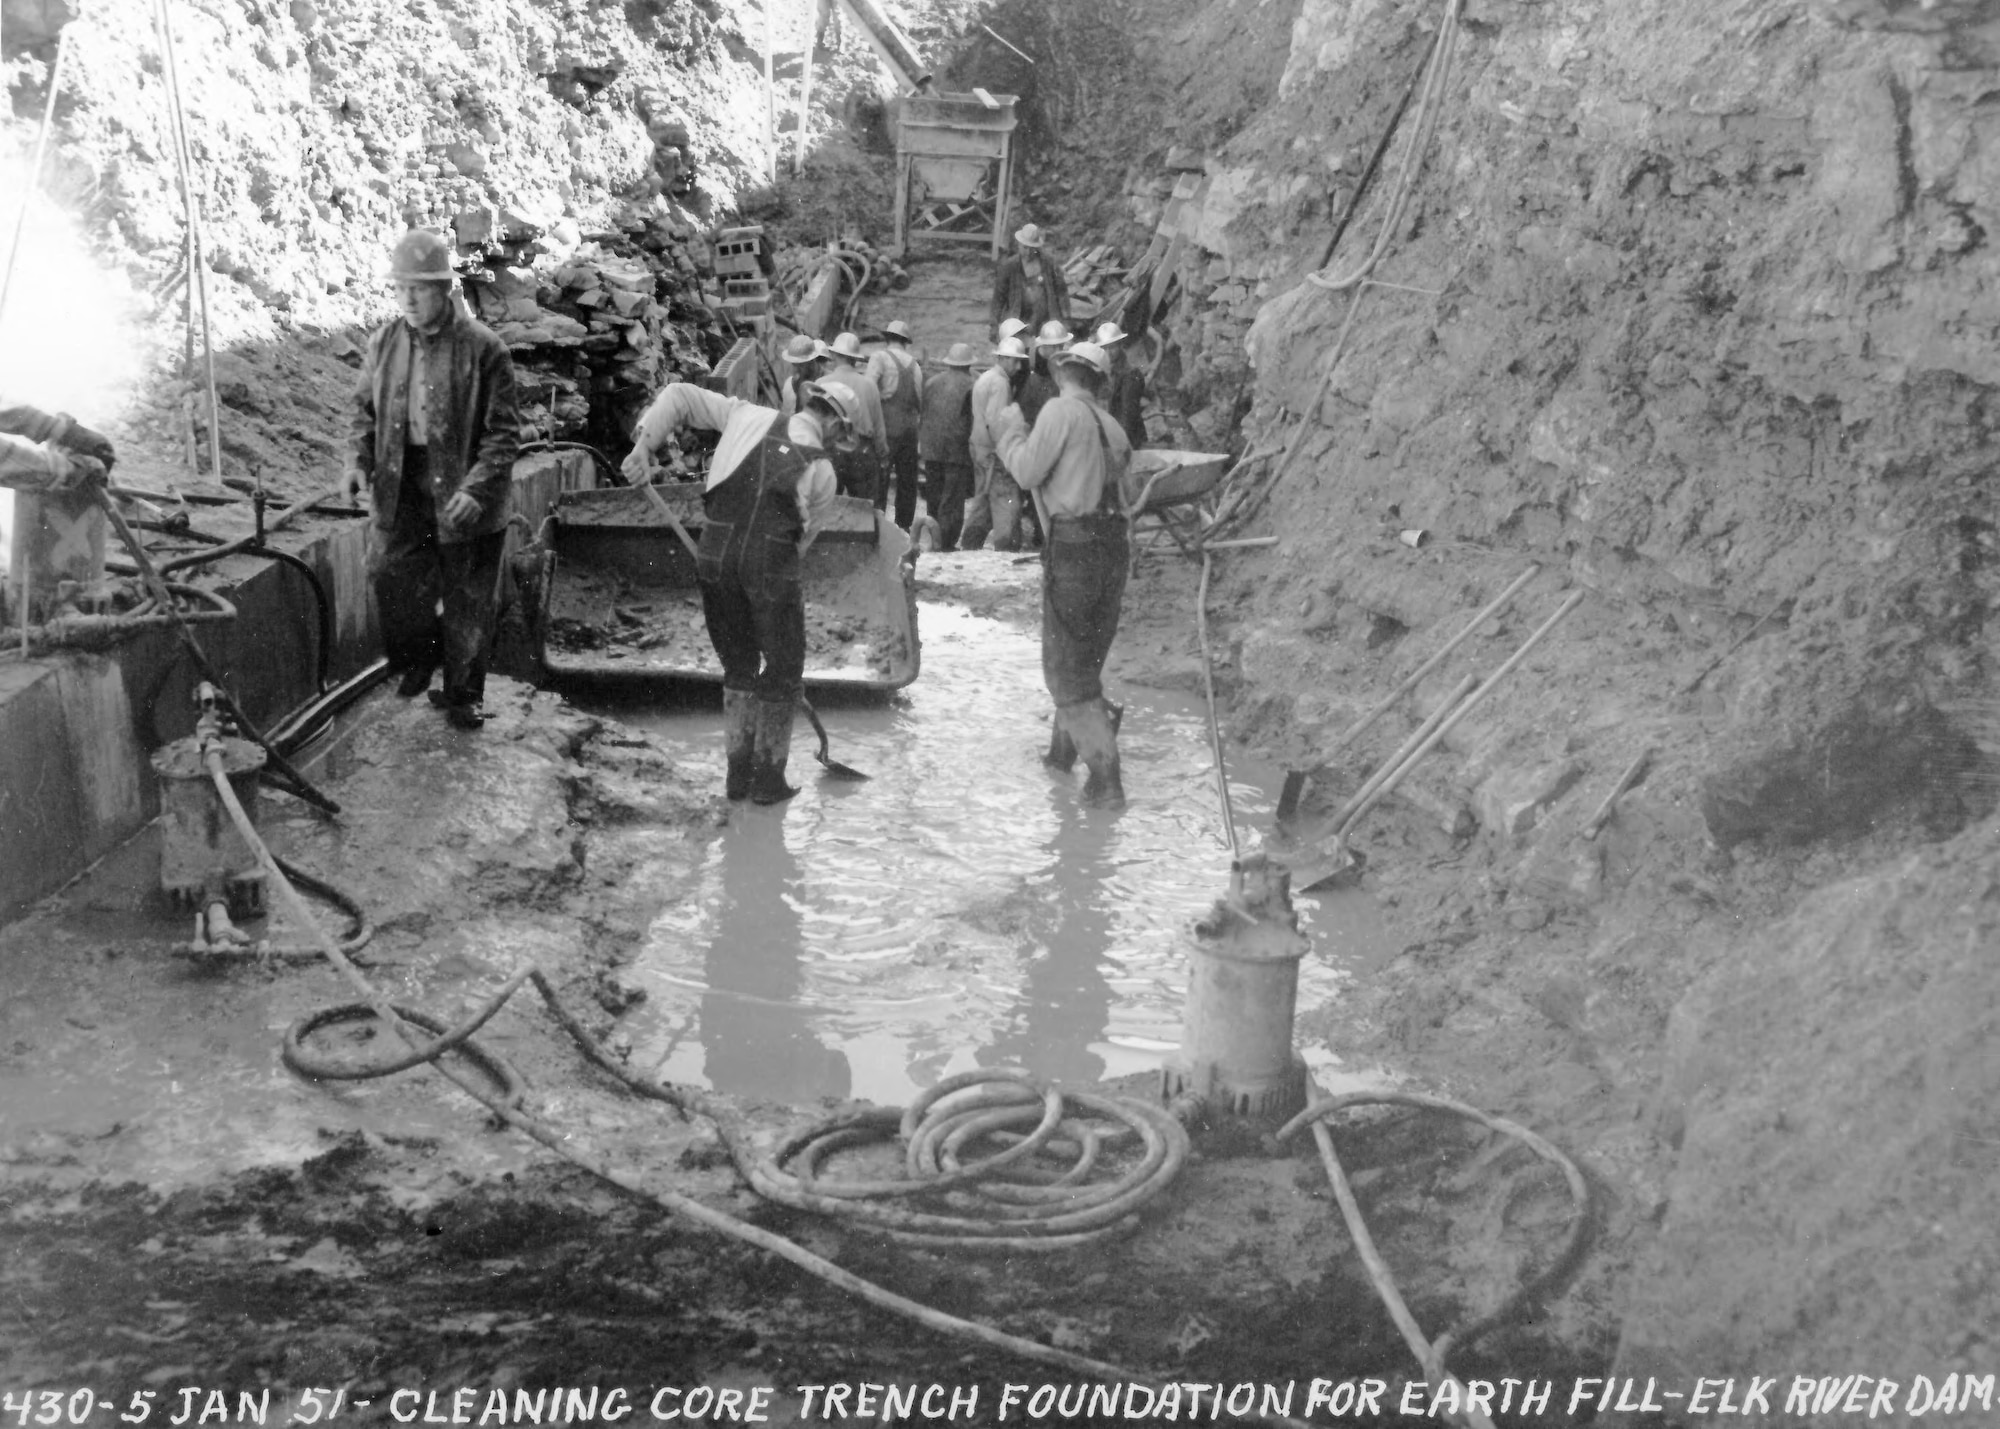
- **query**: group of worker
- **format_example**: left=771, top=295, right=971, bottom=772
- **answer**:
left=334, top=219, right=1141, bottom=805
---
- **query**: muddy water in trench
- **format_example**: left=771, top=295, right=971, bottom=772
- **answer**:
left=582, top=584, right=1396, bottom=1109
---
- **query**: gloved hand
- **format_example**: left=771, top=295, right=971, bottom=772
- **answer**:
left=58, top=417, right=116, bottom=472
left=620, top=443, right=655, bottom=484
left=56, top=451, right=109, bottom=494
left=439, top=491, right=482, bottom=535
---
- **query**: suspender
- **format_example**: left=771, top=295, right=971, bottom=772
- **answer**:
left=1087, top=408, right=1127, bottom=518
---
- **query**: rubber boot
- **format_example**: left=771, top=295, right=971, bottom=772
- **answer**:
left=1043, top=717, right=1077, bottom=772
left=722, top=687, right=758, bottom=801
left=1060, top=699, right=1124, bottom=806
left=750, top=698, right=800, bottom=805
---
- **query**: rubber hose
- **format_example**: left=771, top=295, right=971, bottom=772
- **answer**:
left=518, top=439, right=626, bottom=488
left=144, top=540, right=334, bottom=694
left=282, top=999, right=526, bottom=1107
left=1276, top=1091, right=1593, bottom=1372
left=271, top=853, right=373, bottom=956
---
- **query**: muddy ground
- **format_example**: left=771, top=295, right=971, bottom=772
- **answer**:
left=1, top=544, right=1608, bottom=1414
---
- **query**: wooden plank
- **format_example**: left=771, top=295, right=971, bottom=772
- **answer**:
left=972, top=87, right=1000, bottom=108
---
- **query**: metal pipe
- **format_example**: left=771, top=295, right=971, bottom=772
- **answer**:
left=833, top=0, right=931, bottom=92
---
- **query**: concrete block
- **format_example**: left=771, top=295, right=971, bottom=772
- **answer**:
left=53, top=654, right=143, bottom=860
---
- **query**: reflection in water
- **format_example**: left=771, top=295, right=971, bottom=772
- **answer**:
left=699, top=810, right=853, bottom=1104
left=598, top=594, right=1390, bottom=1108
left=980, top=790, right=1119, bottom=1085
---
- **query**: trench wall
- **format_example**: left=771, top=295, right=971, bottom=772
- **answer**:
left=0, top=449, right=591, bottom=920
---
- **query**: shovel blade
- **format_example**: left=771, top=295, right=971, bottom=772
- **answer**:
left=1273, top=835, right=1363, bottom=893
left=814, top=752, right=871, bottom=781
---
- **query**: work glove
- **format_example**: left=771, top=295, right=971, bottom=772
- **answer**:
left=56, top=451, right=109, bottom=494
left=439, top=491, right=482, bottom=535
left=58, top=417, right=116, bottom=472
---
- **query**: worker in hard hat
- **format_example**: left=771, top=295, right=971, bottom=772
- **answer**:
left=0, top=403, right=115, bottom=493
left=990, top=223, right=1068, bottom=341
left=917, top=342, right=978, bottom=550
left=775, top=333, right=829, bottom=421
left=962, top=333, right=1030, bottom=550
left=866, top=319, right=924, bottom=529
left=1093, top=321, right=1149, bottom=449
left=823, top=331, right=889, bottom=503
left=344, top=229, right=521, bottom=730
left=621, top=377, right=841, bottom=804
left=992, top=341, right=1134, bottom=805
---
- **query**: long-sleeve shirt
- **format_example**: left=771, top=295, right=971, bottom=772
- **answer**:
left=994, top=391, right=1132, bottom=520
left=823, top=359, right=888, bottom=455
left=969, top=364, right=1013, bottom=460
left=0, top=403, right=74, bottom=491
left=631, top=382, right=835, bottom=531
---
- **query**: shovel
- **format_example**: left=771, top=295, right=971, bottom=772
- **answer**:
left=800, top=695, right=869, bottom=781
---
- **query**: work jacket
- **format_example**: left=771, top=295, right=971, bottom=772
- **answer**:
left=918, top=366, right=976, bottom=467
left=349, top=298, right=520, bottom=543
left=990, top=252, right=1068, bottom=334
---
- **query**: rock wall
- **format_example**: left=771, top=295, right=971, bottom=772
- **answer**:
left=1105, top=0, right=2000, bottom=1383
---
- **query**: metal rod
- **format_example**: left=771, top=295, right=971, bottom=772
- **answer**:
left=980, top=22, right=1036, bottom=65
left=0, top=24, right=68, bottom=325
left=157, top=0, right=225, bottom=491
left=763, top=0, right=777, bottom=180
left=1196, top=536, right=1278, bottom=551
left=1337, top=588, right=1586, bottom=837
left=793, top=0, right=819, bottom=176
left=1196, top=551, right=1238, bottom=856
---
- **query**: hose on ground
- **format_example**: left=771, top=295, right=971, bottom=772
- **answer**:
left=230, top=751, right=1324, bottom=1425
left=1277, top=1091, right=1592, bottom=1429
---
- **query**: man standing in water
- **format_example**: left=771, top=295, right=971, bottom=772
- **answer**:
left=622, top=380, right=843, bottom=803
left=345, top=229, right=521, bottom=730
left=993, top=342, right=1133, bottom=805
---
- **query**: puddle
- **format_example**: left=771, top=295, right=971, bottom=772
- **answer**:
left=580, top=599, right=1398, bottom=1108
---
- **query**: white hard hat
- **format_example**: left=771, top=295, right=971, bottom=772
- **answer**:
left=1055, top=341, right=1109, bottom=377
left=828, top=331, right=864, bottom=360
left=992, top=336, right=1029, bottom=360
left=1033, top=320, right=1073, bottom=349
left=1092, top=321, right=1128, bottom=346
